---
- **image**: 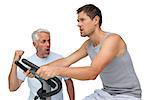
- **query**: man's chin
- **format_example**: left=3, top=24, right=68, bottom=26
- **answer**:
left=43, top=52, right=50, bottom=58
left=81, top=34, right=87, bottom=37
left=43, top=54, right=49, bottom=58
left=81, top=32, right=89, bottom=37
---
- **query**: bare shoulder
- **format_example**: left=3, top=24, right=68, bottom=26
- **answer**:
left=107, top=33, right=122, bottom=40
left=103, top=33, right=127, bottom=56
left=102, top=33, right=126, bottom=49
left=103, top=33, right=122, bottom=44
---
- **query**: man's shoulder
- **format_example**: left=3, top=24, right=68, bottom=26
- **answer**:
left=104, top=33, right=122, bottom=42
left=49, top=51, right=63, bottom=58
left=26, top=54, right=36, bottom=60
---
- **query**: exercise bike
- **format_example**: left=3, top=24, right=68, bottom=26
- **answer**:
left=15, top=59, right=62, bottom=100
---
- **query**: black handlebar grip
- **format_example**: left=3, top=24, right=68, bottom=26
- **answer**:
left=15, top=61, right=28, bottom=72
left=22, top=59, right=39, bottom=71
left=22, top=58, right=56, bottom=88
left=16, top=59, right=62, bottom=97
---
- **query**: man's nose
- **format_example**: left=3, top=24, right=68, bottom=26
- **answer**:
left=77, top=22, right=82, bottom=27
left=46, top=41, right=50, bottom=47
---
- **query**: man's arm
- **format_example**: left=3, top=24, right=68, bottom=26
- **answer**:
left=46, top=39, right=89, bottom=68
left=57, top=34, right=125, bottom=80
left=37, top=35, right=124, bottom=80
left=65, top=79, right=75, bottom=100
left=36, top=40, right=89, bottom=79
left=8, top=50, right=24, bottom=91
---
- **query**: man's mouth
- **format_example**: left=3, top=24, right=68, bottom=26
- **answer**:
left=80, top=28, right=83, bottom=32
left=47, top=48, right=49, bottom=50
left=46, top=49, right=50, bottom=52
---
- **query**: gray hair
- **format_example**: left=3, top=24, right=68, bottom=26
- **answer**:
left=32, top=28, right=50, bottom=42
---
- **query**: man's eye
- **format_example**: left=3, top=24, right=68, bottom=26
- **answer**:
left=81, top=19, right=84, bottom=21
left=41, top=40, right=46, bottom=43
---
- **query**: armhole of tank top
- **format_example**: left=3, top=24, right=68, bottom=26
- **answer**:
left=100, top=33, right=128, bottom=57
left=100, top=32, right=112, bottom=47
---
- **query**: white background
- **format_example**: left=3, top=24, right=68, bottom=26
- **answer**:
left=0, top=0, right=149, bottom=100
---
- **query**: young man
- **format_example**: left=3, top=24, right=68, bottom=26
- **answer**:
left=8, top=28, right=75, bottom=100
left=36, top=4, right=142, bottom=100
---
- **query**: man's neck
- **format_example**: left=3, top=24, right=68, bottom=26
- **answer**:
left=36, top=52, right=49, bottom=58
left=89, top=28, right=105, bottom=47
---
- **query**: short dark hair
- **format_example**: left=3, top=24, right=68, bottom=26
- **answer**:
left=77, top=4, right=102, bottom=27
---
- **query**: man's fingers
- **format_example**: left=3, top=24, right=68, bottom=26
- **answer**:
left=24, top=70, right=30, bottom=76
left=28, top=73, right=34, bottom=78
left=36, top=69, right=40, bottom=76
left=13, top=50, right=24, bottom=61
left=24, top=70, right=34, bottom=78
left=36, top=67, right=49, bottom=80
left=36, top=69, right=46, bottom=79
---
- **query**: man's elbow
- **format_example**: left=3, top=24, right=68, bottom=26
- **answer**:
left=88, top=69, right=100, bottom=80
left=8, top=81, right=20, bottom=92
left=89, top=74, right=98, bottom=80
left=9, top=89, right=16, bottom=92
left=9, top=86, right=18, bottom=92
left=8, top=81, right=17, bottom=91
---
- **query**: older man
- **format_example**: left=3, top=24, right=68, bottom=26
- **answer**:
left=8, top=28, right=75, bottom=100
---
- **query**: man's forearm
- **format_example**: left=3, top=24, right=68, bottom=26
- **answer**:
left=8, top=63, right=22, bottom=91
left=58, top=66, right=99, bottom=80
left=68, top=88, right=75, bottom=100
left=66, top=79, right=75, bottom=100
left=46, top=58, right=70, bottom=68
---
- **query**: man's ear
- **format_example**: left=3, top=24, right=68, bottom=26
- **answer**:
left=93, top=15, right=100, bottom=25
left=33, top=42, right=37, bottom=48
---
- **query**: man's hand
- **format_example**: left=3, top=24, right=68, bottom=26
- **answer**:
left=24, top=70, right=34, bottom=78
left=13, top=50, right=34, bottom=78
left=36, top=65, right=60, bottom=80
left=13, top=50, right=24, bottom=62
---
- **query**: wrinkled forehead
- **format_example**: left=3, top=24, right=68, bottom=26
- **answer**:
left=38, top=32, right=50, bottom=37
left=37, top=32, right=50, bottom=40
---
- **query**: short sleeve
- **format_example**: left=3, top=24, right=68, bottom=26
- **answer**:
left=17, top=67, right=26, bottom=81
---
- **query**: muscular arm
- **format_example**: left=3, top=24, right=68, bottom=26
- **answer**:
left=36, top=40, right=89, bottom=79
left=37, top=35, right=125, bottom=80
left=65, top=79, right=75, bottom=100
left=43, top=40, right=89, bottom=68
left=8, top=63, right=23, bottom=91
left=8, top=50, right=24, bottom=91
left=57, top=34, right=125, bottom=80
